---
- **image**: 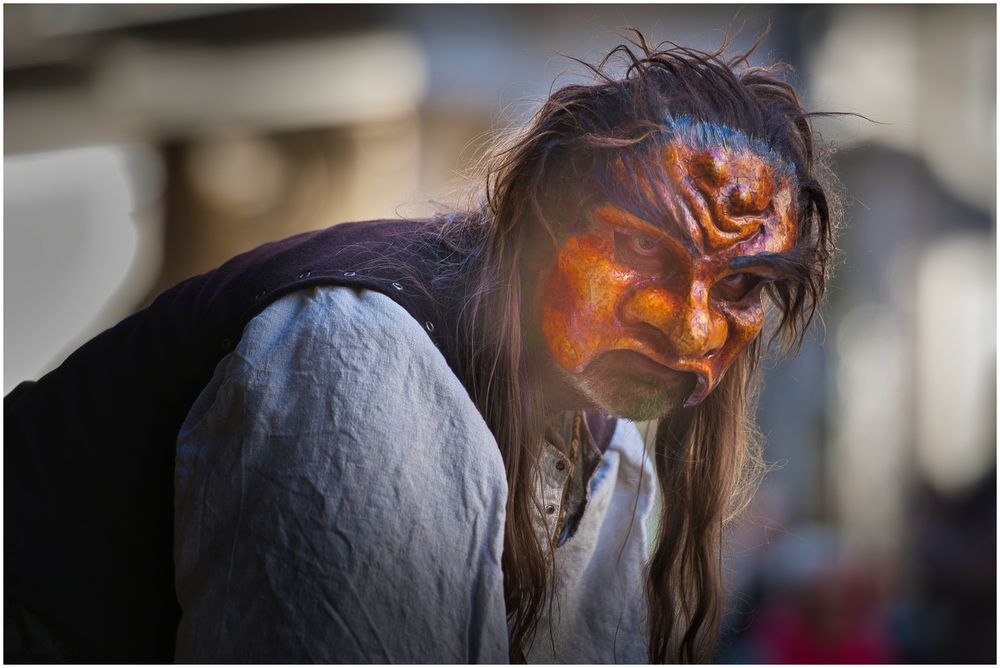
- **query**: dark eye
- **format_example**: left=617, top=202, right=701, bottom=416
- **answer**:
left=613, top=230, right=667, bottom=273
left=630, top=234, right=659, bottom=254
left=712, top=272, right=764, bottom=302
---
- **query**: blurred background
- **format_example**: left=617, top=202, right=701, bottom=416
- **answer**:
left=4, top=4, right=995, bottom=663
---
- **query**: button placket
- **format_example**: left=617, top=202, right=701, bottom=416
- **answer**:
left=537, top=444, right=568, bottom=537
left=552, top=412, right=584, bottom=545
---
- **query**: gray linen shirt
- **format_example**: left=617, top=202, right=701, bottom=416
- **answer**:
left=174, top=286, right=655, bottom=663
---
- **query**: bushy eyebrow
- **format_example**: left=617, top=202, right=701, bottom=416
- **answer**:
left=728, top=250, right=807, bottom=279
left=594, top=204, right=700, bottom=257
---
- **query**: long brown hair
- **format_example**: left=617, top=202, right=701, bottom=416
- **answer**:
left=431, top=30, right=837, bottom=663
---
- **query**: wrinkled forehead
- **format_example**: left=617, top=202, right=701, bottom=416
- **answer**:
left=599, top=116, right=798, bottom=253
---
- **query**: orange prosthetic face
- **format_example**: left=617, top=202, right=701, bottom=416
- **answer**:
left=537, top=127, right=797, bottom=419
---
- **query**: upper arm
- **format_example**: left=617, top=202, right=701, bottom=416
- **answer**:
left=173, top=287, right=508, bottom=662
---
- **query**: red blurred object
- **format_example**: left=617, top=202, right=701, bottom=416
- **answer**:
left=750, top=567, right=895, bottom=664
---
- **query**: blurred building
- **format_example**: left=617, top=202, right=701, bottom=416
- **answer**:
left=4, top=4, right=996, bottom=663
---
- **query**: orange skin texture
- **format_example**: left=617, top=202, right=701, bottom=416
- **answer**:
left=539, top=138, right=797, bottom=408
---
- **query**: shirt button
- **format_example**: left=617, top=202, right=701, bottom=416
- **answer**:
left=545, top=504, right=556, bottom=515
left=555, top=460, right=566, bottom=472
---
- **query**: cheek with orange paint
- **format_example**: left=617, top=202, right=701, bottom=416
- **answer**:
left=539, top=233, right=635, bottom=373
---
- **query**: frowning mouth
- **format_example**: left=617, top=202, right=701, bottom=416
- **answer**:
left=588, top=349, right=699, bottom=402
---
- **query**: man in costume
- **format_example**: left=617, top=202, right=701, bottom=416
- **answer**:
left=5, top=35, right=835, bottom=663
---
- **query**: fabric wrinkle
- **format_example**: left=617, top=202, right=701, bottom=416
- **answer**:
left=174, top=287, right=509, bottom=662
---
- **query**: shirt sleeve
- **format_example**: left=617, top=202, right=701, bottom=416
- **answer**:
left=172, top=286, right=509, bottom=663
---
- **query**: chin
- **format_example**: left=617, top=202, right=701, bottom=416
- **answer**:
left=566, top=352, right=693, bottom=421
left=577, top=372, right=681, bottom=421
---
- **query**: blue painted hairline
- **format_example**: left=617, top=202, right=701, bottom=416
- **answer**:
left=661, top=114, right=797, bottom=178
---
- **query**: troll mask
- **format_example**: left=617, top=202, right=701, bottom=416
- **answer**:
left=538, top=119, right=798, bottom=419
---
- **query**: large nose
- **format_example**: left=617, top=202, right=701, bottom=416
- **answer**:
left=621, top=282, right=727, bottom=360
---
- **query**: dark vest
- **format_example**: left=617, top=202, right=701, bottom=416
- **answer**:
left=4, top=218, right=616, bottom=661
